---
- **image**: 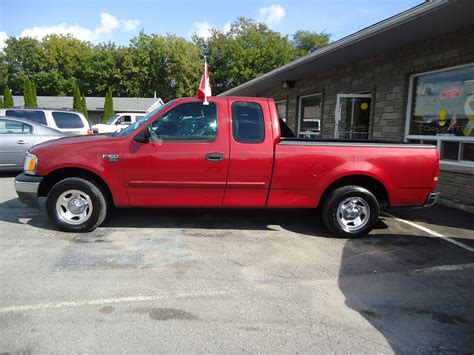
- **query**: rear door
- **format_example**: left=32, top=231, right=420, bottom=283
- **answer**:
left=0, top=119, right=34, bottom=169
left=223, top=99, right=275, bottom=207
left=123, top=98, right=230, bottom=207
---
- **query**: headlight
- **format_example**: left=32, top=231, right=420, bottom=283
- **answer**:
left=23, top=152, right=38, bottom=175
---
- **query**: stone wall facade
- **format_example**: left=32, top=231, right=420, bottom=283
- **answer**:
left=255, top=26, right=474, bottom=212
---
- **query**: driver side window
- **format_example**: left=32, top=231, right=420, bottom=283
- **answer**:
left=150, top=102, right=217, bottom=142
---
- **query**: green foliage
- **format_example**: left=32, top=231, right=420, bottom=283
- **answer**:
left=3, top=86, right=14, bottom=107
left=194, top=18, right=309, bottom=94
left=292, top=30, right=330, bottom=54
left=103, top=88, right=114, bottom=121
left=0, top=96, right=4, bottom=108
left=80, top=94, right=88, bottom=118
left=0, top=21, right=331, bottom=99
left=23, top=78, right=37, bottom=107
left=2, top=37, right=42, bottom=95
left=31, top=80, right=37, bottom=107
left=73, top=86, right=81, bottom=111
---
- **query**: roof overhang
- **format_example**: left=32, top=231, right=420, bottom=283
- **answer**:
left=221, top=0, right=474, bottom=96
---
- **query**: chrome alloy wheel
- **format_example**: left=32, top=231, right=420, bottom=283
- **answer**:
left=336, top=197, right=371, bottom=232
left=55, top=189, right=93, bottom=225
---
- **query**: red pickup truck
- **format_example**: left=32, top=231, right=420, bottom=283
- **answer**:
left=15, top=96, right=439, bottom=237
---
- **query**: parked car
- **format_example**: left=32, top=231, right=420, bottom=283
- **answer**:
left=0, top=116, right=66, bottom=171
left=0, top=108, right=92, bottom=135
left=91, top=113, right=146, bottom=134
left=14, top=97, right=439, bottom=237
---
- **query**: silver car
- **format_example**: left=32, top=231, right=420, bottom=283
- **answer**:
left=0, top=116, right=65, bottom=171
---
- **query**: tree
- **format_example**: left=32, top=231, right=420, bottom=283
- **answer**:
left=194, top=18, right=303, bottom=94
left=72, top=86, right=81, bottom=111
left=292, top=30, right=330, bottom=54
left=103, top=88, right=114, bottom=121
left=80, top=94, right=88, bottom=118
left=0, top=96, right=4, bottom=108
left=4, top=86, right=14, bottom=107
left=31, top=80, right=38, bottom=107
left=23, top=78, right=35, bottom=107
left=2, top=37, right=42, bottom=95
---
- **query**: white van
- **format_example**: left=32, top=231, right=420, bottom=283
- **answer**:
left=0, top=108, right=91, bottom=135
left=92, top=112, right=146, bottom=134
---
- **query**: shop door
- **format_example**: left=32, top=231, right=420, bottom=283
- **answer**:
left=335, top=94, right=371, bottom=139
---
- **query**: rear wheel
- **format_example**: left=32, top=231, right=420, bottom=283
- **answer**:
left=46, top=178, right=108, bottom=232
left=322, top=185, right=379, bottom=238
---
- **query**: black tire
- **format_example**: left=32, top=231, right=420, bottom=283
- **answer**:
left=322, top=185, right=380, bottom=238
left=46, top=177, right=108, bottom=232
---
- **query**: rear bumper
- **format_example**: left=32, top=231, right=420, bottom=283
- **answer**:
left=423, top=192, right=439, bottom=207
left=15, top=173, right=43, bottom=208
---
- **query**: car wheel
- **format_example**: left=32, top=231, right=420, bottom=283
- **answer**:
left=46, top=177, right=108, bottom=232
left=322, top=185, right=380, bottom=238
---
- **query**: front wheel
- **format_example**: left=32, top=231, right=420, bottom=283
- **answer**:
left=46, top=178, right=108, bottom=232
left=322, top=185, right=380, bottom=238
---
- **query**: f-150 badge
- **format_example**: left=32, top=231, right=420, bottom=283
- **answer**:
left=102, top=154, right=119, bottom=162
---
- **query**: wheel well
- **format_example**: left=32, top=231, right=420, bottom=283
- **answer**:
left=38, top=168, right=113, bottom=204
left=320, top=175, right=389, bottom=207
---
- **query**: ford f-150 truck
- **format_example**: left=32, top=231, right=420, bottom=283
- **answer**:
left=15, top=97, right=439, bottom=237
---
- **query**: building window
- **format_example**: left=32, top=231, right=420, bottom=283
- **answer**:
left=275, top=99, right=287, bottom=122
left=406, top=63, right=474, bottom=167
left=298, top=93, right=322, bottom=138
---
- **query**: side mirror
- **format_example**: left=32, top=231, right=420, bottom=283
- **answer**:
left=134, top=124, right=152, bottom=143
left=115, top=120, right=121, bottom=125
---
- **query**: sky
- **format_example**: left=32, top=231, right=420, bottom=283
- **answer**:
left=0, top=0, right=423, bottom=49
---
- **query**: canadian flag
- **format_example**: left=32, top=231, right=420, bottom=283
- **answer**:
left=197, top=59, right=212, bottom=105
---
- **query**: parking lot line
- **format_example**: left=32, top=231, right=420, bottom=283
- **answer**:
left=0, top=290, right=229, bottom=314
left=382, top=212, right=474, bottom=252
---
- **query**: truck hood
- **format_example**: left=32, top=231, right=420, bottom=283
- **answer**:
left=31, top=133, right=127, bottom=176
left=30, top=134, right=119, bottom=153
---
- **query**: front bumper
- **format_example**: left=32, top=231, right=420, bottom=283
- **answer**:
left=423, top=192, right=439, bottom=207
left=15, top=173, right=43, bottom=208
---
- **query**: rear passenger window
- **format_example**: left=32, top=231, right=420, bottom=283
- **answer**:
left=232, top=102, right=265, bottom=143
left=6, top=110, right=47, bottom=126
left=0, top=119, right=33, bottom=134
left=52, top=112, right=84, bottom=129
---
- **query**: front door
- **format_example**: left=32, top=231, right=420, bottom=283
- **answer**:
left=335, top=94, right=371, bottom=139
left=123, top=99, right=230, bottom=207
left=0, top=119, right=34, bottom=169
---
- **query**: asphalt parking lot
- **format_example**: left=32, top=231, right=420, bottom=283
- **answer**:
left=0, top=174, right=473, bottom=353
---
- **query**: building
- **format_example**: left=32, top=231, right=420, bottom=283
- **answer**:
left=12, top=96, right=164, bottom=123
left=222, top=0, right=474, bottom=213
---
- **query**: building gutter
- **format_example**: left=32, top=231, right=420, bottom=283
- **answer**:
left=220, top=0, right=448, bottom=96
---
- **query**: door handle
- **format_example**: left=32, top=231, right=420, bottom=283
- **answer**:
left=16, top=140, right=28, bottom=144
left=206, top=153, right=224, bottom=162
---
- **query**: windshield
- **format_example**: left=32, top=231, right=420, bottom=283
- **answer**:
left=105, top=114, right=121, bottom=125
left=115, top=101, right=174, bottom=137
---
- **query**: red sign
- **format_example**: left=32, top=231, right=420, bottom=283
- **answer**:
left=440, top=87, right=463, bottom=100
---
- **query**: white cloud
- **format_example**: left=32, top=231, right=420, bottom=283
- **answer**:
left=94, top=13, right=120, bottom=37
left=0, top=32, right=8, bottom=51
left=222, top=22, right=232, bottom=33
left=191, top=21, right=213, bottom=39
left=191, top=21, right=232, bottom=39
left=259, top=4, right=286, bottom=28
left=19, top=13, right=140, bottom=42
left=122, top=19, right=140, bottom=32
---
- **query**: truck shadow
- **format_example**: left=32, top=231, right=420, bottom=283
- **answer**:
left=338, top=234, right=474, bottom=352
left=0, top=197, right=390, bottom=238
